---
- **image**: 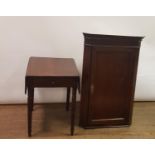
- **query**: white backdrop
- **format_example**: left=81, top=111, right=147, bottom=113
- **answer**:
left=0, top=16, right=155, bottom=103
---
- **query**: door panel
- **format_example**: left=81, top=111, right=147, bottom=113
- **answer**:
left=88, top=46, right=138, bottom=125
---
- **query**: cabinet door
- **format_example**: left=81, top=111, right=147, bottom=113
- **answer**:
left=88, top=46, right=139, bottom=126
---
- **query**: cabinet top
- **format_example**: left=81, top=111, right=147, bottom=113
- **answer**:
left=83, top=33, right=144, bottom=47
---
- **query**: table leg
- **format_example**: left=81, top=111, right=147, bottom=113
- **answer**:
left=66, top=87, right=71, bottom=111
left=27, top=86, right=34, bottom=137
left=71, top=86, right=77, bottom=136
left=31, top=88, right=34, bottom=111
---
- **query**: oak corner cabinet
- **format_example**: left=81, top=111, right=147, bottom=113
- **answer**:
left=79, top=33, right=144, bottom=128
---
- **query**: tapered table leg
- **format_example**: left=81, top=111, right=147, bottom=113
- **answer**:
left=66, top=87, right=71, bottom=111
left=27, top=86, right=34, bottom=137
left=71, top=86, right=77, bottom=136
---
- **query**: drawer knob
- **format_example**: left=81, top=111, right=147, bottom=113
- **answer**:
left=51, top=81, right=55, bottom=84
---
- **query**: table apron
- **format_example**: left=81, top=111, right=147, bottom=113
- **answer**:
left=26, top=78, right=78, bottom=88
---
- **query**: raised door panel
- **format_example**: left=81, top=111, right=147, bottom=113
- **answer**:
left=88, top=46, right=139, bottom=126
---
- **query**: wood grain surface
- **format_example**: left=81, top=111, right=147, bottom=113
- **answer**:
left=0, top=102, right=154, bottom=138
left=26, top=57, right=79, bottom=77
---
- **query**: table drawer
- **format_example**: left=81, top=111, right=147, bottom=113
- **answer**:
left=31, top=77, right=75, bottom=87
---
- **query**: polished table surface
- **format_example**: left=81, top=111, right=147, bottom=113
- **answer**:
left=26, top=57, right=79, bottom=77
left=25, top=57, right=80, bottom=136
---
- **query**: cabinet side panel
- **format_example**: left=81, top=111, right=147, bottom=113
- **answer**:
left=125, top=50, right=140, bottom=124
left=79, top=45, right=92, bottom=127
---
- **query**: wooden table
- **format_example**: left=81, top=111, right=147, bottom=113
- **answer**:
left=25, top=57, right=80, bottom=136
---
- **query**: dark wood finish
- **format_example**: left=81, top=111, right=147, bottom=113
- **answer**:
left=80, top=33, right=144, bottom=128
left=27, top=86, right=34, bottom=137
left=26, top=57, right=79, bottom=77
left=71, top=87, right=77, bottom=135
left=25, top=57, right=80, bottom=136
left=66, top=87, right=71, bottom=111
